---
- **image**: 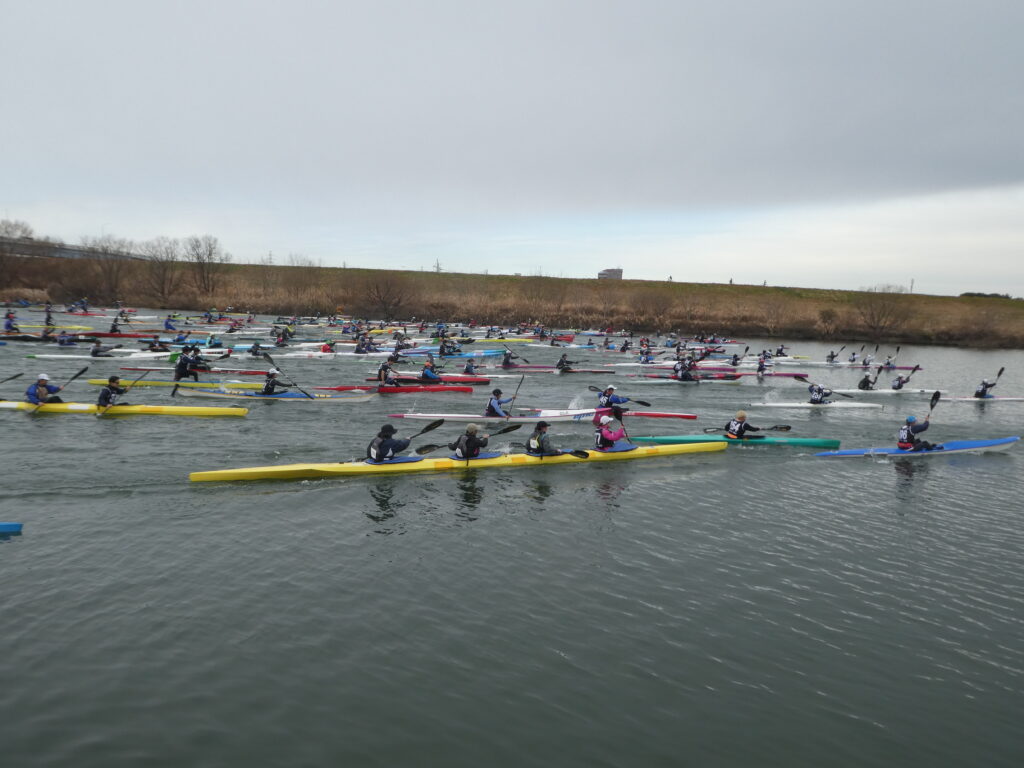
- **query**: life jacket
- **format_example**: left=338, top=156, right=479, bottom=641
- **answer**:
left=450, top=433, right=480, bottom=459
left=892, top=378, right=904, bottom=390
left=726, top=419, right=745, bottom=439
left=594, top=426, right=616, bottom=450
left=485, top=397, right=505, bottom=417
left=809, top=386, right=827, bottom=404
left=366, top=435, right=393, bottom=461
left=858, top=377, right=873, bottom=390
left=527, top=432, right=546, bottom=454
left=897, top=424, right=917, bottom=448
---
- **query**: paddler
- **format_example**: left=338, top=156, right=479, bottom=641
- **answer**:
left=597, top=384, right=630, bottom=415
left=808, top=383, right=833, bottom=404
left=883, top=355, right=895, bottom=369
left=974, top=379, right=997, bottom=398
left=448, top=423, right=490, bottom=459
left=594, top=414, right=626, bottom=451
left=555, top=353, right=576, bottom=371
left=25, top=374, right=64, bottom=404
left=673, top=357, right=696, bottom=381
left=90, top=340, right=117, bottom=357
left=826, top=350, right=838, bottom=363
left=897, top=414, right=940, bottom=452
left=857, top=373, right=875, bottom=391
left=173, top=351, right=199, bottom=382
left=420, top=360, right=442, bottom=381
left=848, top=351, right=859, bottom=364
left=4, top=314, right=19, bottom=332
left=146, top=339, right=171, bottom=352
left=248, top=342, right=263, bottom=357
left=319, top=341, right=336, bottom=354
left=376, top=360, right=395, bottom=383
left=891, top=374, right=909, bottom=390
left=462, top=360, right=478, bottom=375
left=97, top=375, right=129, bottom=408
left=164, top=315, right=177, bottom=331
left=366, top=424, right=411, bottom=462
left=724, top=410, right=760, bottom=439
left=500, top=349, right=520, bottom=368
left=484, top=388, right=514, bottom=418
left=775, top=344, right=787, bottom=357
left=261, top=369, right=289, bottom=395
left=526, top=421, right=560, bottom=456
left=108, top=319, right=120, bottom=333
left=57, top=330, right=75, bottom=346
left=756, top=356, right=768, bottom=376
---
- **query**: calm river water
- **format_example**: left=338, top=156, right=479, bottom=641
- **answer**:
left=2, top=316, right=1022, bottom=767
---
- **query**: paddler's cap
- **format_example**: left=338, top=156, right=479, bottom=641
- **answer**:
left=38, top=373, right=50, bottom=381
left=735, top=410, right=747, bottom=420
left=906, top=415, right=917, bottom=423
left=492, top=388, right=502, bottom=395
left=380, top=424, right=396, bottom=435
left=599, top=415, right=614, bottom=425
left=605, top=385, right=616, bottom=390
left=983, top=379, right=993, bottom=385
left=466, top=423, right=479, bottom=434
left=268, top=368, right=279, bottom=376
left=108, top=375, right=120, bottom=383
left=537, top=421, right=550, bottom=428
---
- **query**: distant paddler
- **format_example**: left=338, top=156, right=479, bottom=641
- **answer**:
left=974, top=378, right=998, bottom=398
left=57, top=330, right=76, bottom=347
left=367, top=424, right=412, bottom=462
left=808, top=382, right=833, bottom=404
left=3, top=314, right=19, bottom=332
left=597, top=384, right=631, bottom=415
left=26, top=373, right=64, bottom=404
left=500, top=349, right=521, bottom=368
left=90, top=339, right=120, bottom=358
left=248, top=342, right=263, bottom=358
left=462, top=359, right=478, bottom=375
left=673, top=357, right=696, bottom=381
left=420, top=360, right=442, bottom=382
left=555, top=353, right=577, bottom=371
left=320, top=341, right=337, bottom=354
left=97, top=375, right=129, bottom=408
left=724, top=410, right=760, bottom=439
left=164, top=314, right=177, bottom=331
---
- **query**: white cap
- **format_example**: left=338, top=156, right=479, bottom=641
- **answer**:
left=599, top=415, right=613, bottom=425
left=38, top=373, right=50, bottom=381
left=268, top=368, right=280, bottom=375
left=605, top=384, right=616, bottom=390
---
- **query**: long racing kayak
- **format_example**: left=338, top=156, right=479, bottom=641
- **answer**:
left=318, top=384, right=471, bottom=394
left=389, top=408, right=697, bottom=423
left=174, top=389, right=377, bottom=403
left=746, top=401, right=884, bottom=409
left=189, top=442, right=727, bottom=482
left=0, top=401, right=248, bottom=417
left=633, top=434, right=841, bottom=448
left=816, top=436, right=1019, bottom=458
left=86, top=378, right=263, bottom=390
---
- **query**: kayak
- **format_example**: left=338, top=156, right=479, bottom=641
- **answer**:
left=775, top=361, right=919, bottom=370
left=86, top=378, right=263, bottom=390
left=637, top=373, right=742, bottom=381
left=389, top=408, right=698, bottom=423
left=318, top=384, right=472, bottom=394
left=816, top=436, right=1020, bottom=458
left=174, top=389, right=377, bottom=403
left=746, top=401, right=884, bottom=409
left=831, top=388, right=935, bottom=396
left=0, top=401, right=248, bottom=417
left=525, top=343, right=597, bottom=349
left=633, top=434, right=841, bottom=449
left=0, top=522, right=22, bottom=534
left=944, top=396, right=1024, bottom=403
left=120, top=366, right=268, bottom=376
left=189, top=441, right=727, bottom=482
left=365, top=376, right=491, bottom=385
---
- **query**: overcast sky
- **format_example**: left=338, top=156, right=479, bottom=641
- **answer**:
left=3, top=0, right=1023, bottom=295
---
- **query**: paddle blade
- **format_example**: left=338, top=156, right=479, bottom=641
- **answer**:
left=67, top=366, right=90, bottom=384
left=568, top=450, right=590, bottom=459
left=996, top=366, right=1005, bottom=381
left=769, top=425, right=792, bottom=431
left=414, top=443, right=444, bottom=455
left=493, top=423, right=522, bottom=436
left=703, top=427, right=724, bottom=433
left=929, top=390, right=941, bottom=411
left=632, top=399, right=652, bottom=407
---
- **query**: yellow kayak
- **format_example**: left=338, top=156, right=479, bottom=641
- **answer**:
left=190, top=441, right=725, bottom=482
left=0, top=401, right=248, bottom=417
left=21, top=324, right=94, bottom=330
left=86, top=378, right=263, bottom=390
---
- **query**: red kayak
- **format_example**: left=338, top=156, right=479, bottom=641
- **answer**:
left=636, top=373, right=741, bottom=381
left=365, top=376, right=491, bottom=385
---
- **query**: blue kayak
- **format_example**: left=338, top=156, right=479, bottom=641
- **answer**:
left=816, top=436, right=1019, bottom=458
left=0, top=522, right=23, bottom=534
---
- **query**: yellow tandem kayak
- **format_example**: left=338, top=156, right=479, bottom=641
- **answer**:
left=189, top=441, right=726, bottom=482
left=0, top=401, right=248, bottom=417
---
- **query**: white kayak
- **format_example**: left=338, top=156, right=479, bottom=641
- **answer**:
left=746, top=401, right=885, bottom=409
left=944, top=396, right=1024, bottom=402
left=389, top=408, right=697, bottom=423
left=831, top=388, right=936, bottom=396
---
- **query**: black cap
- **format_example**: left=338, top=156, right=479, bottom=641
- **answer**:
left=108, top=375, right=120, bottom=383
left=380, top=424, right=396, bottom=435
left=537, top=421, right=550, bottom=428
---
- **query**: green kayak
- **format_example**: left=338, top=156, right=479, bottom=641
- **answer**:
left=632, top=434, right=841, bottom=449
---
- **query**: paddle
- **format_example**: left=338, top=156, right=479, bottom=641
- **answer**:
left=260, top=353, right=315, bottom=399
left=0, top=372, right=24, bottom=385
left=31, top=366, right=89, bottom=412
left=415, top=423, right=522, bottom=455
left=994, top=366, right=1006, bottom=384
left=503, top=344, right=529, bottom=365
left=505, top=374, right=526, bottom=420
left=588, top=385, right=651, bottom=407
left=510, top=441, right=590, bottom=459
left=793, top=375, right=855, bottom=399
left=97, top=371, right=150, bottom=417
left=703, top=424, right=792, bottom=433
left=928, top=390, right=941, bottom=417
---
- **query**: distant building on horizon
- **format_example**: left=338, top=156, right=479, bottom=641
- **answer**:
left=598, top=268, right=623, bottom=280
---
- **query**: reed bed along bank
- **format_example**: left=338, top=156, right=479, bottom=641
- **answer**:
left=3, top=255, right=1024, bottom=347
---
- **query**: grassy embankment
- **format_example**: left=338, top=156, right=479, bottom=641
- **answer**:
left=3, top=255, right=1024, bottom=347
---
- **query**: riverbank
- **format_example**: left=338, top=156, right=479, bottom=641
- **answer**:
left=3, top=254, right=1024, bottom=347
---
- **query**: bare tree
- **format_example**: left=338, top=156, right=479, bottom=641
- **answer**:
left=183, top=235, right=231, bottom=295
left=856, top=284, right=911, bottom=340
left=364, top=275, right=411, bottom=320
left=760, top=296, right=792, bottom=335
left=817, top=307, right=840, bottom=337
left=139, top=237, right=182, bottom=303
left=0, top=219, right=34, bottom=238
left=82, top=234, right=135, bottom=301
